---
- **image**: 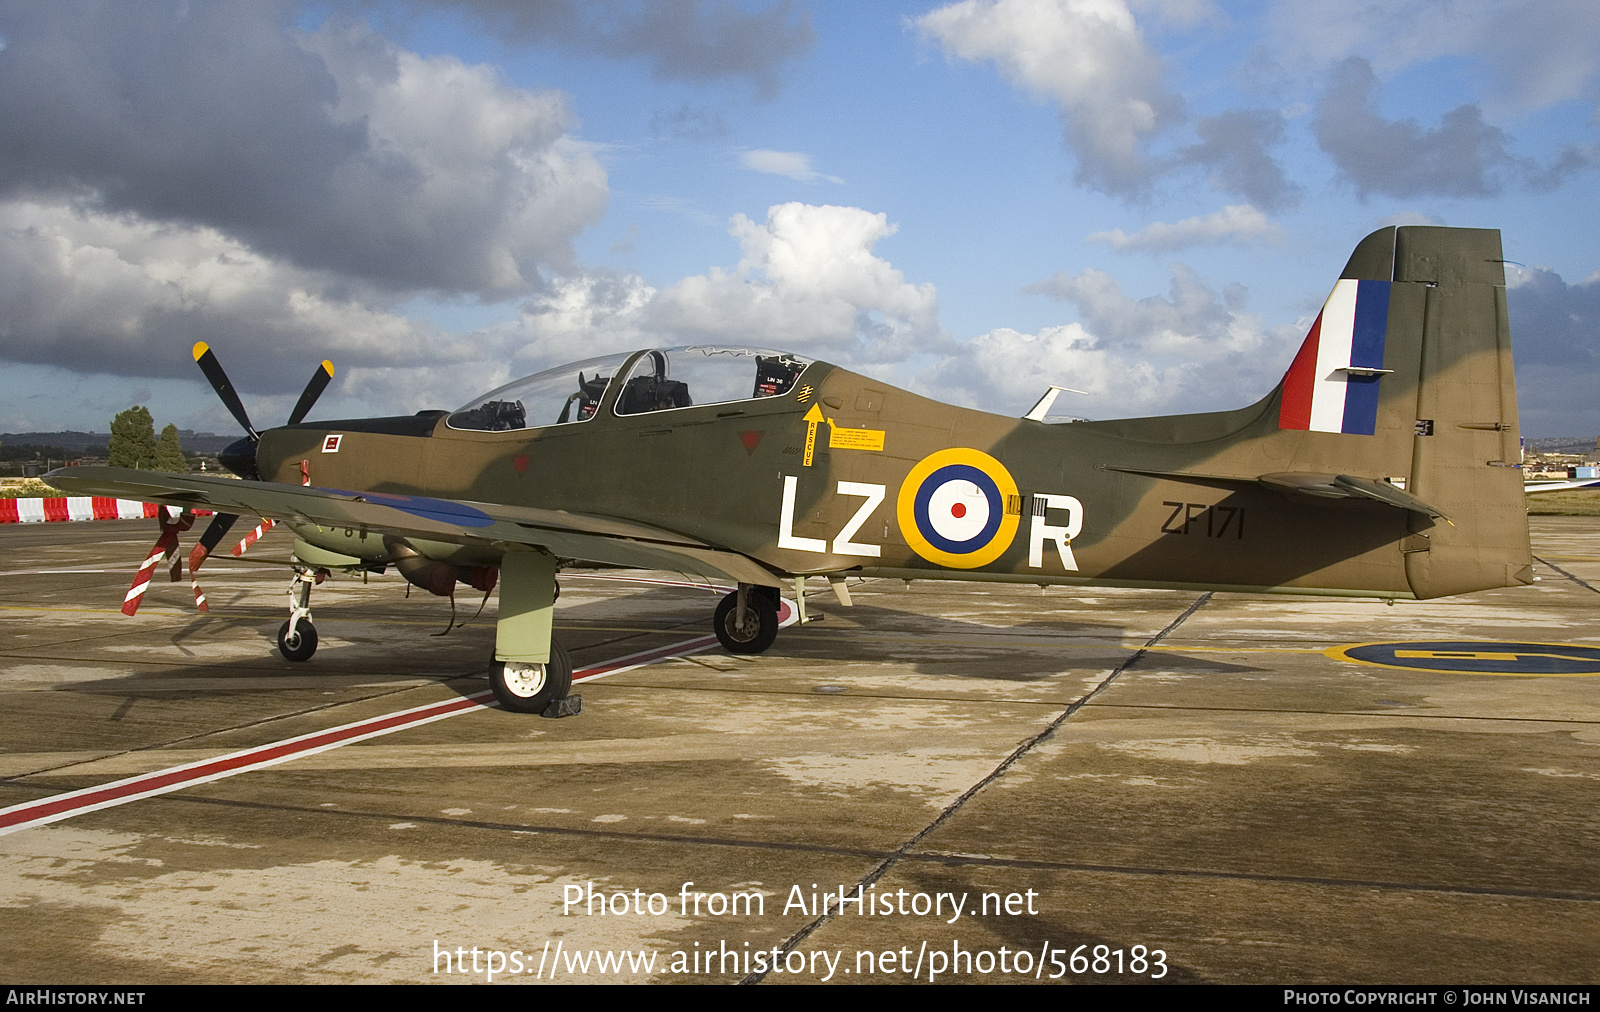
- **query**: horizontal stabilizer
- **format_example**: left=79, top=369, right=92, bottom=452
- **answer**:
left=1101, top=465, right=1448, bottom=521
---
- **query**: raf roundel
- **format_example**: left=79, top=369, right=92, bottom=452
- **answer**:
left=896, top=448, right=1021, bottom=569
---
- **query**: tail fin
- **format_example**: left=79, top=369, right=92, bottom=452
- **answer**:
left=1279, top=226, right=1529, bottom=597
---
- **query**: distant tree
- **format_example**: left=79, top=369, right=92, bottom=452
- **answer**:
left=108, top=406, right=156, bottom=469
left=154, top=423, right=186, bottom=472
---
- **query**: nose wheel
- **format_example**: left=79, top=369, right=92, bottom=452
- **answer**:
left=277, top=618, right=318, bottom=662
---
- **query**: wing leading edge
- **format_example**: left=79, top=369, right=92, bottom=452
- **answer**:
left=45, top=466, right=782, bottom=589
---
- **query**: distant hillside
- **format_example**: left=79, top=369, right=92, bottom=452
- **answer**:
left=1525, top=436, right=1599, bottom=456
left=1, top=430, right=237, bottom=454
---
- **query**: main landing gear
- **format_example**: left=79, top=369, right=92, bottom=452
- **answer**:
left=489, top=641, right=576, bottom=715
left=491, top=551, right=582, bottom=718
left=714, top=584, right=780, bottom=654
left=278, top=565, right=322, bottom=661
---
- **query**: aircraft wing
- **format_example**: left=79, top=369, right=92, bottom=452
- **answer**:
left=44, top=465, right=782, bottom=588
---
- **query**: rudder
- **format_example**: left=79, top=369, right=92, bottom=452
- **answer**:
left=1302, top=226, right=1530, bottom=598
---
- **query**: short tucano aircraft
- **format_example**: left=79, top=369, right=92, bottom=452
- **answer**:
left=47, top=226, right=1533, bottom=716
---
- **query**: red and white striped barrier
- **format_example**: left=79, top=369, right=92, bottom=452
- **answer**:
left=0, top=498, right=212, bottom=523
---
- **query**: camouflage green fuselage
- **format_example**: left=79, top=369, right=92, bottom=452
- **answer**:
left=266, top=231, right=1532, bottom=609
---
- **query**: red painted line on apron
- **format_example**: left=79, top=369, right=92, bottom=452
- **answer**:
left=0, top=692, right=495, bottom=836
left=0, top=595, right=795, bottom=836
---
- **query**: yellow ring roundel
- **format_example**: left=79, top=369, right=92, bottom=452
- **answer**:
left=896, top=448, right=1020, bottom=569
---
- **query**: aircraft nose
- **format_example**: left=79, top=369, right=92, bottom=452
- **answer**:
left=218, top=436, right=260, bottom=480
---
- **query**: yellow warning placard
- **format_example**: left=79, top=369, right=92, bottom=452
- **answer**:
left=828, top=426, right=886, bottom=451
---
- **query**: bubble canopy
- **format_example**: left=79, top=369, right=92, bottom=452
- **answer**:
left=447, top=346, right=814, bottom=432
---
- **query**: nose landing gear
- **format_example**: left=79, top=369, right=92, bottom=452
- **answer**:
left=277, top=566, right=322, bottom=662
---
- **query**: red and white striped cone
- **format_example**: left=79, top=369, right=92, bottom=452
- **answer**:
left=123, top=534, right=176, bottom=616
left=231, top=518, right=275, bottom=558
left=188, top=540, right=212, bottom=613
left=123, top=509, right=195, bottom=616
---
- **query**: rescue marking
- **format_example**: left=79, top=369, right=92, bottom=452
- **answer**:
left=1330, top=641, right=1600, bottom=676
left=802, top=404, right=823, bottom=466
left=321, top=434, right=342, bottom=453
left=0, top=596, right=795, bottom=836
left=802, top=403, right=885, bottom=463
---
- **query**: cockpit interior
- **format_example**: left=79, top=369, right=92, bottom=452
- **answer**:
left=448, top=346, right=812, bottom=432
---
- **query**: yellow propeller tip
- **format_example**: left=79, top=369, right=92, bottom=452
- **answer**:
left=192, top=341, right=210, bottom=360
left=323, top=360, right=335, bottom=376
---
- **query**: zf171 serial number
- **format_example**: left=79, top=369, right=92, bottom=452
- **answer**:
left=1162, top=501, right=1244, bottom=539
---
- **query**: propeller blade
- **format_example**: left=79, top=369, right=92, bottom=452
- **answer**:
left=286, top=360, right=335, bottom=425
left=192, top=341, right=258, bottom=440
left=189, top=512, right=239, bottom=575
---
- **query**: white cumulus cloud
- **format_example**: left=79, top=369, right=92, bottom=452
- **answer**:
left=1087, top=205, right=1282, bottom=252
left=491, top=202, right=943, bottom=385
left=916, top=0, right=1183, bottom=196
left=935, top=263, right=1310, bottom=417
left=738, top=149, right=844, bottom=184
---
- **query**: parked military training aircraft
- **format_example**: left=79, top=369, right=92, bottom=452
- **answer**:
left=47, top=226, right=1532, bottom=716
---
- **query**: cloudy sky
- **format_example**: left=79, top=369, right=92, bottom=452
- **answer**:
left=2, top=0, right=1597, bottom=437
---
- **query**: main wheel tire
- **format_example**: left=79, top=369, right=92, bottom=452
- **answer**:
left=277, top=619, right=318, bottom=662
left=714, top=590, right=779, bottom=654
left=489, top=641, right=573, bottom=714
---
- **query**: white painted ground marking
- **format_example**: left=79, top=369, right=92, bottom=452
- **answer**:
left=0, top=588, right=794, bottom=836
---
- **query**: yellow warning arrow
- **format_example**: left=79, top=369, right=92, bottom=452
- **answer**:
left=802, top=403, right=824, bottom=466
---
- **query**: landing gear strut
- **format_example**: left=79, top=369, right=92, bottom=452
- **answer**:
left=714, top=584, right=779, bottom=654
left=491, top=551, right=581, bottom=717
left=277, top=566, right=319, bottom=662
